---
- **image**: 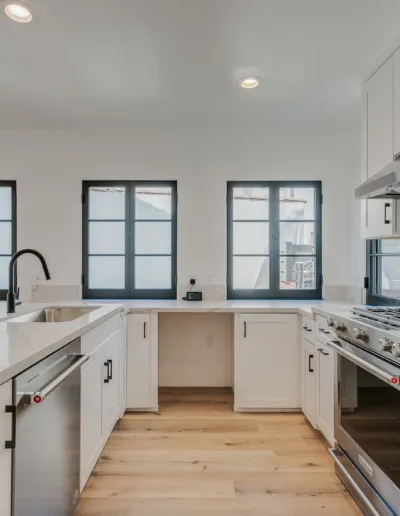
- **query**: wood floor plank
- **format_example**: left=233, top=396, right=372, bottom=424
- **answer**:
left=76, top=388, right=362, bottom=516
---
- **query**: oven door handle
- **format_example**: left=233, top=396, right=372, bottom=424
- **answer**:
left=327, top=340, right=400, bottom=388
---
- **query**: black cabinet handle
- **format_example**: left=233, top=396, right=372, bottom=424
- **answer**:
left=144, top=322, right=147, bottom=339
left=5, top=405, right=16, bottom=450
left=244, top=322, right=247, bottom=338
left=384, top=203, right=391, bottom=224
left=107, top=359, right=113, bottom=380
left=318, top=348, right=329, bottom=356
left=308, top=354, right=314, bottom=373
left=104, top=361, right=110, bottom=383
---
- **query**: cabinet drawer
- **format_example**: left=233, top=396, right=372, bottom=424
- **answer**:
left=81, top=313, right=122, bottom=358
left=315, top=315, right=331, bottom=343
left=301, top=316, right=315, bottom=342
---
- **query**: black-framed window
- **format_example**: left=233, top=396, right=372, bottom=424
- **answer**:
left=0, top=181, right=17, bottom=300
left=227, top=181, right=322, bottom=300
left=366, top=240, right=400, bottom=306
left=82, top=181, right=177, bottom=299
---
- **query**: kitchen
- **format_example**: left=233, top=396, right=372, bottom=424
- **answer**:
left=1, top=1, right=400, bottom=515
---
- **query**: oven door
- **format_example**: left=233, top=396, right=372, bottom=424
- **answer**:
left=328, top=337, right=400, bottom=514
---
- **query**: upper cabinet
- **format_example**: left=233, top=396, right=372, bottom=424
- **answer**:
left=363, top=57, right=399, bottom=239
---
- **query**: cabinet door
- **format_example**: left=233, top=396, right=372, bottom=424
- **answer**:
left=316, top=341, right=335, bottom=445
left=364, top=57, right=395, bottom=239
left=235, top=314, right=300, bottom=410
left=126, top=314, right=154, bottom=409
left=80, top=355, right=103, bottom=491
left=302, top=338, right=317, bottom=428
left=394, top=48, right=400, bottom=157
left=102, top=329, right=121, bottom=438
left=0, top=381, right=12, bottom=516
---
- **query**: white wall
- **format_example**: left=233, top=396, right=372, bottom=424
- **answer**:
left=0, top=125, right=359, bottom=301
left=158, top=313, right=233, bottom=387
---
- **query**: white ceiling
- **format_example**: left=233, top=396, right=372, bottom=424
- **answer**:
left=1, top=0, right=400, bottom=128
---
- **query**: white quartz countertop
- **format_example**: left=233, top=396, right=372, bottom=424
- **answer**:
left=0, top=302, right=124, bottom=385
left=0, top=298, right=354, bottom=386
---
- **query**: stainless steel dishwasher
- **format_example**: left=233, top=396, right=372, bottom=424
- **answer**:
left=12, top=338, right=89, bottom=516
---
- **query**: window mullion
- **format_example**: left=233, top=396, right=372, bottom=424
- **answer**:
left=270, top=184, right=279, bottom=297
left=129, top=183, right=135, bottom=297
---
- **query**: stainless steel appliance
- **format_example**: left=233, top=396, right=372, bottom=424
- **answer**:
left=327, top=307, right=400, bottom=516
left=12, top=339, right=89, bottom=516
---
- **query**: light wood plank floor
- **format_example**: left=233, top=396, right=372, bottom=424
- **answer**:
left=76, top=388, right=362, bottom=516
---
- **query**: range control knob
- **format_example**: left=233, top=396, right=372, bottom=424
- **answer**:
left=353, top=328, right=368, bottom=341
left=334, top=320, right=346, bottom=331
left=392, top=343, right=400, bottom=357
left=327, top=317, right=335, bottom=327
left=379, top=338, right=394, bottom=351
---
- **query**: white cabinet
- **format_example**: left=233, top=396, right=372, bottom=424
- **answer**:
left=302, top=337, right=317, bottom=428
left=315, top=340, right=335, bottom=446
left=234, top=314, right=300, bottom=410
left=394, top=48, right=400, bottom=158
left=126, top=313, right=158, bottom=411
left=0, top=381, right=12, bottom=516
left=80, top=313, right=124, bottom=491
left=363, top=56, right=400, bottom=238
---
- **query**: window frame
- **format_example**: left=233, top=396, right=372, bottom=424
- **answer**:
left=366, top=240, right=400, bottom=306
left=0, top=181, right=17, bottom=300
left=227, top=180, right=322, bottom=300
left=82, top=180, right=177, bottom=300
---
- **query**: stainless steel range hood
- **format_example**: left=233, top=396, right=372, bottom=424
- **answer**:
left=355, top=160, right=400, bottom=199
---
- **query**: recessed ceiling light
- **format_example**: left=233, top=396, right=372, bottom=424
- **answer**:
left=5, top=3, right=32, bottom=23
left=238, top=77, right=261, bottom=89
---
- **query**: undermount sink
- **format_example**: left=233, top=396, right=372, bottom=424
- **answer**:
left=9, top=306, right=100, bottom=323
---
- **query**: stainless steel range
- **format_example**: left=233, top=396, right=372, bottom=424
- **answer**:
left=327, top=307, right=400, bottom=516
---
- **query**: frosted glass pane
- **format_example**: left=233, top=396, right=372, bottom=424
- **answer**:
left=135, top=187, right=172, bottom=220
left=280, top=188, right=315, bottom=220
left=279, top=222, right=315, bottom=254
left=233, top=187, right=269, bottom=220
left=89, top=222, right=125, bottom=255
left=0, top=256, right=9, bottom=289
left=233, top=257, right=269, bottom=289
left=0, top=187, right=12, bottom=220
left=89, top=187, right=125, bottom=220
left=135, top=222, right=171, bottom=254
left=280, top=256, right=315, bottom=289
left=135, top=256, right=171, bottom=289
left=233, top=222, right=269, bottom=255
left=0, top=223, right=12, bottom=254
left=89, top=256, right=125, bottom=289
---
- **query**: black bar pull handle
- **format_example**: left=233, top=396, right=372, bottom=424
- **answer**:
left=308, top=354, right=314, bottom=373
left=384, top=202, right=391, bottom=224
left=5, top=405, right=16, bottom=450
left=107, top=359, right=113, bottom=380
left=104, top=361, right=110, bottom=383
left=244, top=321, right=247, bottom=338
left=144, top=322, right=147, bottom=339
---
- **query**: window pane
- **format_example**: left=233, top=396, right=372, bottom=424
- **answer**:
left=381, top=240, right=400, bottom=254
left=89, top=256, right=125, bottom=289
left=233, top=187, right=269, bottom=220
left=0, top=188, right=12, bottom=220
left=135, top=256, right=171, bottom=289
left=280, top=256, right=315, bottom=289
left=279, top=222, right=315, bottom=254
left=0, top=256, right=9, bottom=289
left=0, top=223, right=12, bottom=254
left=135, top=187, right=172, bottom=220
left=233, top=222, right=269, bottom=255
left=378, top=256, right=400, bottom=299
left=135, top=222, right=171, bottom=255
left=89, top=187, right=125, bottom=220
left=233, top=257, right=269, bottom=289
left=89, top=222, right=125, bottom=255
left=280, top=188, right=315, bottom=220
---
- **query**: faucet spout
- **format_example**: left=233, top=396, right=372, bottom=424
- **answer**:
left=7, top=249, right=51, bottom=314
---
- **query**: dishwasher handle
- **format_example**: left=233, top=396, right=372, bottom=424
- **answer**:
left=28, top=354, right=90, bottom=404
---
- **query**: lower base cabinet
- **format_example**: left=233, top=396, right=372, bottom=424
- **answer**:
left=316, top=340, right=335, bottom=445
left=234, top=314, right=300, bottom=410
left=0, top=380, right=12, bottom=516
left=80, top=315, right=123, bottom=491
left=302, top=337, right=317, bottom=428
